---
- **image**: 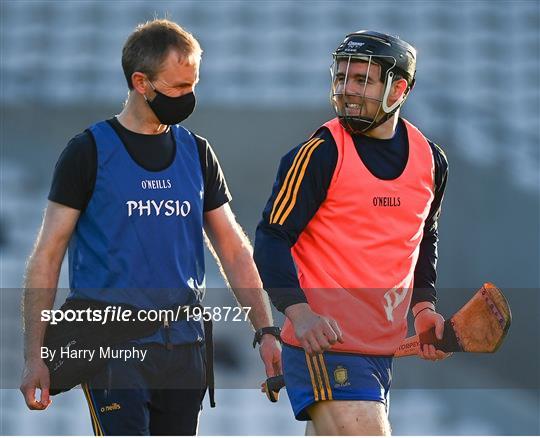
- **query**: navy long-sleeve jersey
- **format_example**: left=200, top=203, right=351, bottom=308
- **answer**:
left=254, top=119, right=448, bottom=314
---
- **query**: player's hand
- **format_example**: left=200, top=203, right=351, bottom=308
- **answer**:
left=285, top=303, right=344, bottom=355
left=259, top=334, right=282, bottom=378
left=20, top=358, right=52, bottom=410
left=414, top=309, right=453, bottom=361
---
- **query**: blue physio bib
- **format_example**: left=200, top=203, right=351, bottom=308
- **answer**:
left=68, top=121, right=206, bottom=344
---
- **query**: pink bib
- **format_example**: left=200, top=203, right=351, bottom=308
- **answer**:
left=282, top=118, right=435, bottom=354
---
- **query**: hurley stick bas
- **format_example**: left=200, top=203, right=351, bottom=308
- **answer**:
left=394, top=282, right=511, bottom=357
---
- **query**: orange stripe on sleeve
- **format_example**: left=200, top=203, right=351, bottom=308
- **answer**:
left=277, top=139, right=324, bottom=225
left=270, top=138, right=319, bottom=224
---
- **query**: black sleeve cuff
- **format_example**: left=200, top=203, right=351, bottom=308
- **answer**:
left=203, top=193, right=232, bottom=212
left=266, top=288, right=308, bottom=314
left=411, top=287, right=437, bottom=309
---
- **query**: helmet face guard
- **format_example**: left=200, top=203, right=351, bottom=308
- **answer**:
left=330, top=31, right=417, bottom=134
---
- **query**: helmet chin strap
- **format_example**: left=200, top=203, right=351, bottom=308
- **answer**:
left=381, top=71, right=406, bottom=113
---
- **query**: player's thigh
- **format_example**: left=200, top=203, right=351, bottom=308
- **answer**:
left=305, top=421, right=316, bottom=436
left=307, top=399, right=391, bottom=436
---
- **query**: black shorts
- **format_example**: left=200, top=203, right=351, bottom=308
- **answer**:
left=82, top=342, right=206, bottom=436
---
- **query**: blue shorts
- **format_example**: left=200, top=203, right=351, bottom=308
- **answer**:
left=282, top=343, right=392, bottom=421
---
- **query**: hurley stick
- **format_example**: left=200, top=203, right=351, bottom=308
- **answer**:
left=394, top=283, right=511, bottom=357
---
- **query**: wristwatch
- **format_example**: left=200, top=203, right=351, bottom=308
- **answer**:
left=252, top=326, right=282, bottom=348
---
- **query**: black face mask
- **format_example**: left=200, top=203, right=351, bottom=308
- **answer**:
left=145, top=82, right=196, bottom=125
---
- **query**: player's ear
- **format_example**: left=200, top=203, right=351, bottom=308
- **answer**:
left=390, top=77, right=408, bottom=103
left=131, top=72, right=150, bottom=95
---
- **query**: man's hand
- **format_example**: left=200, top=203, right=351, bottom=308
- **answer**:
left=285, top=303, right=344, bottom=355
left=414, top=307, right=452, bottom=361
left=259, top=334, right=282, bottom=378
left=20, top=358, right=52, bottom=410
